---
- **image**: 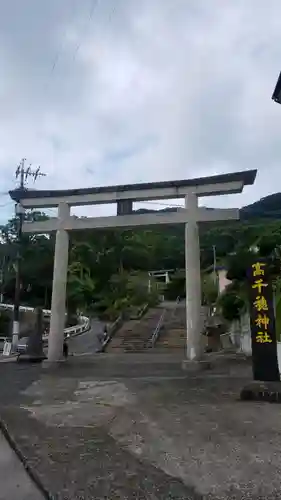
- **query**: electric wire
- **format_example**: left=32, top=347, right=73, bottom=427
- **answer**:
left=144, top=201, right=184, bottom=208
left=44, top=0, right=118, bottom=186
left=48, top=0, right=80, bottom=76
left=0, top=202, right=13, bottom=208
left=71, top=0, right=101, bottom=62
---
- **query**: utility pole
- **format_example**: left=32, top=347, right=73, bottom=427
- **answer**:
left=212, top=245, right=218, bottom=286
left=0, top=256, right=6, bottom=303
left=212, top=244, right=220, bottom=299
left=12, top=159, right=46, bottom=349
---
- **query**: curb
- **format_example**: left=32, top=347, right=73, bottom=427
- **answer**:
left=0, top=418, right=54, bottom=500
left=0, top=354, right=18, bottom=363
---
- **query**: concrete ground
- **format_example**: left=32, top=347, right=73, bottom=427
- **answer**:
left=0, top=354, right=281, bottom=499
left=0, top=429, right=43, bottom=499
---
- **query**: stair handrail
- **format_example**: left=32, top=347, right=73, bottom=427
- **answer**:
left=149, top=296, right=181, bottom=348
left=149, top=308, right=167, bottom=347
left=169, top=296, right=181, bottom=321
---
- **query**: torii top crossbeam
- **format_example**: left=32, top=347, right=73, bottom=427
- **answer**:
left=9, top=169, right=257, bottom=208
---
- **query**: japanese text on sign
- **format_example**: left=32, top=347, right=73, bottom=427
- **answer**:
left=248, top=259, right=279, bottom=381
left=251, top=262, right=271, bottom=343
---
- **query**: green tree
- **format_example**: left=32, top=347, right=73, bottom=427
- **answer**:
left=217, top=288, right=245, bottom=321
left=164, top=270, right=185, bottom=300
left=202, top=275, right=218, bottom=306
left=67, top=261, right=96, bottom=313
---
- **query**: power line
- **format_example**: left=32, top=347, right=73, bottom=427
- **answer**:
left=71, top=0, right=101, bottom=62
left=49, top=0, right=80, bottom=75
left=41, top=0, right=80, bottom=102
left=0, top=202, right=13, bottom=208
left=49, top=0, right=101, bottom=76
left=53, top=0, right=117, bottom=67
left=145, top=201, right=184, bottom=208
left=42, top=0, right=104, bottom=139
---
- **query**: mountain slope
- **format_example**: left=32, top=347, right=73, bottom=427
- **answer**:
left=136, top=192, right=281, bottom=221
left=241, top=193, right=281, bottom=219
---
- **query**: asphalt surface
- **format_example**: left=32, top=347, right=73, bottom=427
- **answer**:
left=1, top=323, right=281, bottom=499
left=1, top=355, right=281, bottom=499
left=69, top=319, right=104, bottom=356
left=0, top=318, right=105, bottom=358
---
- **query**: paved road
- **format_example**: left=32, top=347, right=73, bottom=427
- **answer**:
left=0, top=318, right=105, bottom=359
left=70, top=318, right=104, bottom=356
left=0, top=431, right=43, bottom=499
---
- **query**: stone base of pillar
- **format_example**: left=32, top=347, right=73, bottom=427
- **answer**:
left=42, top=359, right=66, bottom=370
left=181, top=359, right=212, bottom=372
left=240, top=381, right=281, bottom=402
left=17, top=354, right=46, bottom=364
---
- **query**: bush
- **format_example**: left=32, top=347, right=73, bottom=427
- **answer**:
left=164, top=275, right=185, bottom=300
left=217, top=291, right=245, bottom=322
left=226, top=251, right=253, bottom=281
left=201, top=275, right=218, bottom=306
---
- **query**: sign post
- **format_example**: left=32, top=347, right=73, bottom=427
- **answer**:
left=248, top=259, right=279, bottom=382
left=3, top=341, right=12, bottom=357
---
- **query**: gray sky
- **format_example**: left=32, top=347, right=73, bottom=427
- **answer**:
left=1, top=0, right=281, bottom=221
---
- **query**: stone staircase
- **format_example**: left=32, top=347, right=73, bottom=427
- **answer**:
left=153, top=304, right=186, bottom=352
left=154, top=304, right=209, bottom=352
left=106, top=307, right=163, bottom=353
left=154, top=328, right=186, bottom=352
left=106, top=302, right=209, bottom=354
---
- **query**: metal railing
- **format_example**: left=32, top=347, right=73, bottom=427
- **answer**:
left=169, top=296, right=181, bottom=321
left=148, top=296, right=181, bottom=348
left=0, top=303, right=90, bottom=340
left=97, top=314, right=123, bottom=352
left=148, top=308, right=167, bottom=348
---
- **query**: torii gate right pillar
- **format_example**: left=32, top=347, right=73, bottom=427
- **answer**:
left=185, top=193, right=203, bottom=361
left=48, top=202, right=70, bottom=363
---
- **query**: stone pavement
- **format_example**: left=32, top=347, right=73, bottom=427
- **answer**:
left=0, top=354, right=281, bottom=499
left=0, top=431, right=43, bottom=499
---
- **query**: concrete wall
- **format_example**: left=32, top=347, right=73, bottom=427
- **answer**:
left=228, top=312, right=281, bottom=374
left=218, top=269, right=232, bottom=295
left=228, top=312, right=252, bottom=355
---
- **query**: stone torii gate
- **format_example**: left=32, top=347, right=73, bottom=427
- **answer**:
left=9, top=169, right=256, bottom=363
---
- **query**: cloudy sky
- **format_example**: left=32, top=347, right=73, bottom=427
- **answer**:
left=1, top=0, right=281, bottom=221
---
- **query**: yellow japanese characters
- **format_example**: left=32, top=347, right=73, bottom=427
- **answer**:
left=251, top=262, right=272, bottom=344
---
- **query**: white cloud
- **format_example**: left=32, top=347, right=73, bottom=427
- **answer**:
left=1, top=0, right=281, bottom=221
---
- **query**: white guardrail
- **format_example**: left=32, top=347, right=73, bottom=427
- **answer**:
left=0, top=303, right=90, bottom=340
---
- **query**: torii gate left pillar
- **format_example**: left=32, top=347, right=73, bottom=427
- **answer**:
left=185, top=193, right=202, bottom=361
